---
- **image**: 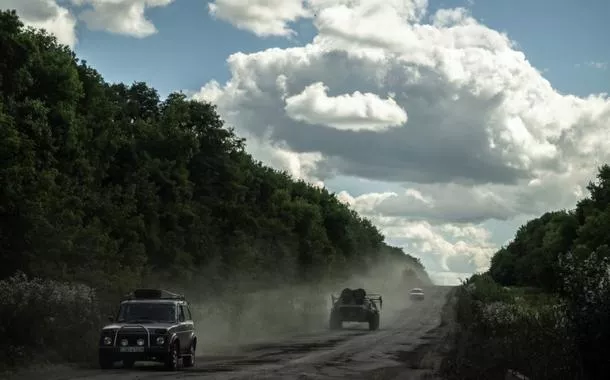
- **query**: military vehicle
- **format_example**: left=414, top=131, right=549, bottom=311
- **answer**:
left=98, top=289, right=197, bottom=370
left=329, top=288, right=382, bottom=331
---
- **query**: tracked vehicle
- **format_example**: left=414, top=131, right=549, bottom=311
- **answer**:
left=329, top=288, right=382, bottom=331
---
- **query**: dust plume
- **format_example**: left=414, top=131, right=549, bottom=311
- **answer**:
left=173, top=255, right=431, bottom=352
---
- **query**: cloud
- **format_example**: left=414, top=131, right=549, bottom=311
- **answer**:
left=368, top=216, right=496, bottom=274
left=336, top=170, right=592, bottom=225
left=429, top=270, right=471, bottom=286
left=284, top=82, right=408, bottom=131
left=337, top=185, right=514, bottom=224
left=208, top=0, right=310, bottom=37
left=583, top=61, right=608, bottom=70
left=3, top=0, right=78, bottom=47
left=333, top=192, right=498, bottom=276
left=195, top=8, right=610, bottom=186
left=70, top=0, right=174, bottom=38
left=3, top=0, right=174, bottom=44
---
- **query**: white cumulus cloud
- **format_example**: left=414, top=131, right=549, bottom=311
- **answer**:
left=2, top=0, right=174, bottom=43
left=208, top=0, right=310, bottom=37
left=284, top=82, right=408, bottom=131
left=71, top=0, right=174, bottom=38
left=2, top=0, right=78, bottom=47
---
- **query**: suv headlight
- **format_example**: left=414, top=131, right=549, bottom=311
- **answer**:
left=103, top=336, right=113, bottom=345
left=156, top=336, right=165, bottom=345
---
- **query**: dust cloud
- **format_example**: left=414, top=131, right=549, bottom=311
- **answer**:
left=182, top=257, right=430, bottom=352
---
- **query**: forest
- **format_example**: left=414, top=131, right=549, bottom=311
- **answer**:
left=0, top=10, right=429, bottom=368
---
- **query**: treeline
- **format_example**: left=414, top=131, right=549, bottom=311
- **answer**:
left=0, top=10, right=428, bottom=367
left=444, top=165, right=610, bottom=379
left=489, top=165, right=610, bottom=293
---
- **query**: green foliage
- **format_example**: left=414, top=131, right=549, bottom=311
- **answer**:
left=489, top=210, right=578, bottom=291
left=489, top=164, right=610, bottom=292
left=0, top=10, right=430, bottom=367
left=560, top=247, right=610, bottom=380
left=445, top=275, right=582, bottom=380
left=0, top=273, right=101, bottom=368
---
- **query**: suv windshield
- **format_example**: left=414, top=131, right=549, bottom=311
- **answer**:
left=117, top=302, right=176, bottom=323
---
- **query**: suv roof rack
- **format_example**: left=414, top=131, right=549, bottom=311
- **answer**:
left=123, top=288, right=186, bottom=301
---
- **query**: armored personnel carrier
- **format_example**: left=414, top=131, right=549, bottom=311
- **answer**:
left=329, top=288, right=382, bottom=331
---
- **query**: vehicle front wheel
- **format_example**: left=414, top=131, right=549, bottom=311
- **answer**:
left=165, top=342, right=179, bottom=371
left=99, top=353, right=113, bottom=369
left=368, top=313, right=380, bottom=331
left=183, top=341, right=196, bottom=368
left=329, top=312, right=342, bottom=330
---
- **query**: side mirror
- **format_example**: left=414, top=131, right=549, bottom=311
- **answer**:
left=108, top=315, right=114, bottom=322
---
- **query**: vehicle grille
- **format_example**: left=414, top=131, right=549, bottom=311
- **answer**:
left=116, top=326, right=149, bottom=346
left=116, top=334, right=147, bottom=346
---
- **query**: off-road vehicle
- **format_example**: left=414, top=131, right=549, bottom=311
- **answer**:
left=98, top=289, right=197, bottom=370
left=329, top=288, right=382, bottom=331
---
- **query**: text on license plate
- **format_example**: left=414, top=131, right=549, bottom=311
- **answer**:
left=119, top=347, right=145, bottom=352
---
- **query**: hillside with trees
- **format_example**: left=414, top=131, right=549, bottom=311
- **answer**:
left=0, top=10, right=430, bottom=369
left=443, top=165, right=610, bottom=380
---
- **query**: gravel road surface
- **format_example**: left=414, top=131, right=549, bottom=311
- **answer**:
left=10, top=286, right=455, bottom=380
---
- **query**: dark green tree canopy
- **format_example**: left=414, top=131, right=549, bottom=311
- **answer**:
left=489, top=164, right=610, bottom=291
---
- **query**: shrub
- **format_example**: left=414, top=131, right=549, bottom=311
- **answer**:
left=445, top=274, right=582, bottom=380
left=0, top=272, right=101, bottom=367
left=560, top=247, right=610, bottom=380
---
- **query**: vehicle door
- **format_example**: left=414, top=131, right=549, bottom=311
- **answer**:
left=177, top=304, right=194, bottom=351
left=185, top=305, right=195, bottom=348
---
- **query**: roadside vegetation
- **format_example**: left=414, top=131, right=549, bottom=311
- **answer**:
left=443, top=165, right=610, bottom=380
left=0, top=10, right=431, bottom=370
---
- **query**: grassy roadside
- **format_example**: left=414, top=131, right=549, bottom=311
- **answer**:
left=440, top=274, right=584, bottom=380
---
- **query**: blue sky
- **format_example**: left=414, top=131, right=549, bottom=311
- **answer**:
left=71, top=0, right=610, bottom=99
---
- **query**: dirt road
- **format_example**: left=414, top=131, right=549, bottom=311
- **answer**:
left=13, top=286, right=455, bottom=380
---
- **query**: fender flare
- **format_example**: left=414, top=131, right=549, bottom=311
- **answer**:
left=188, top=332, right=197, bottom=348
left=168, top=332, right=180, bottom=348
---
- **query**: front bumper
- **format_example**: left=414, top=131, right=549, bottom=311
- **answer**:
left=336, top=306, right=370, bottom=322
left=99, top=346, right=169, bottom=361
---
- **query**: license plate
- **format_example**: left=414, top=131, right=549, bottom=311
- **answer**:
left=119, top=347, right=145, bottom=352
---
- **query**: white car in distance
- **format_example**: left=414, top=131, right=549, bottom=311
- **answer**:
left=409, top=287, right=425, bottom=301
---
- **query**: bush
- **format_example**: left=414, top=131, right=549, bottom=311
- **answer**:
left=0, top=272, right=101, bottom=367
left=560, top=247, right=610, bottom=380
left=445, top=274, right=582, bottom=380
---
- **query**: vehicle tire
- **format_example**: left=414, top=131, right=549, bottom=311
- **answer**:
left=164, top=342, right=179, bottom=371
left=368, top=313, right=380, bottom=331
left=122, top=358, right=135, bottom=368
left=183, top=341, right=196, bottom=368
left=329, top=311, right=342, bottom=330
left=99, top=353, right=113, bottom=369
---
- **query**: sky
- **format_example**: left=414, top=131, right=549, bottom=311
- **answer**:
left=3, top=0, right=610, bottom=285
